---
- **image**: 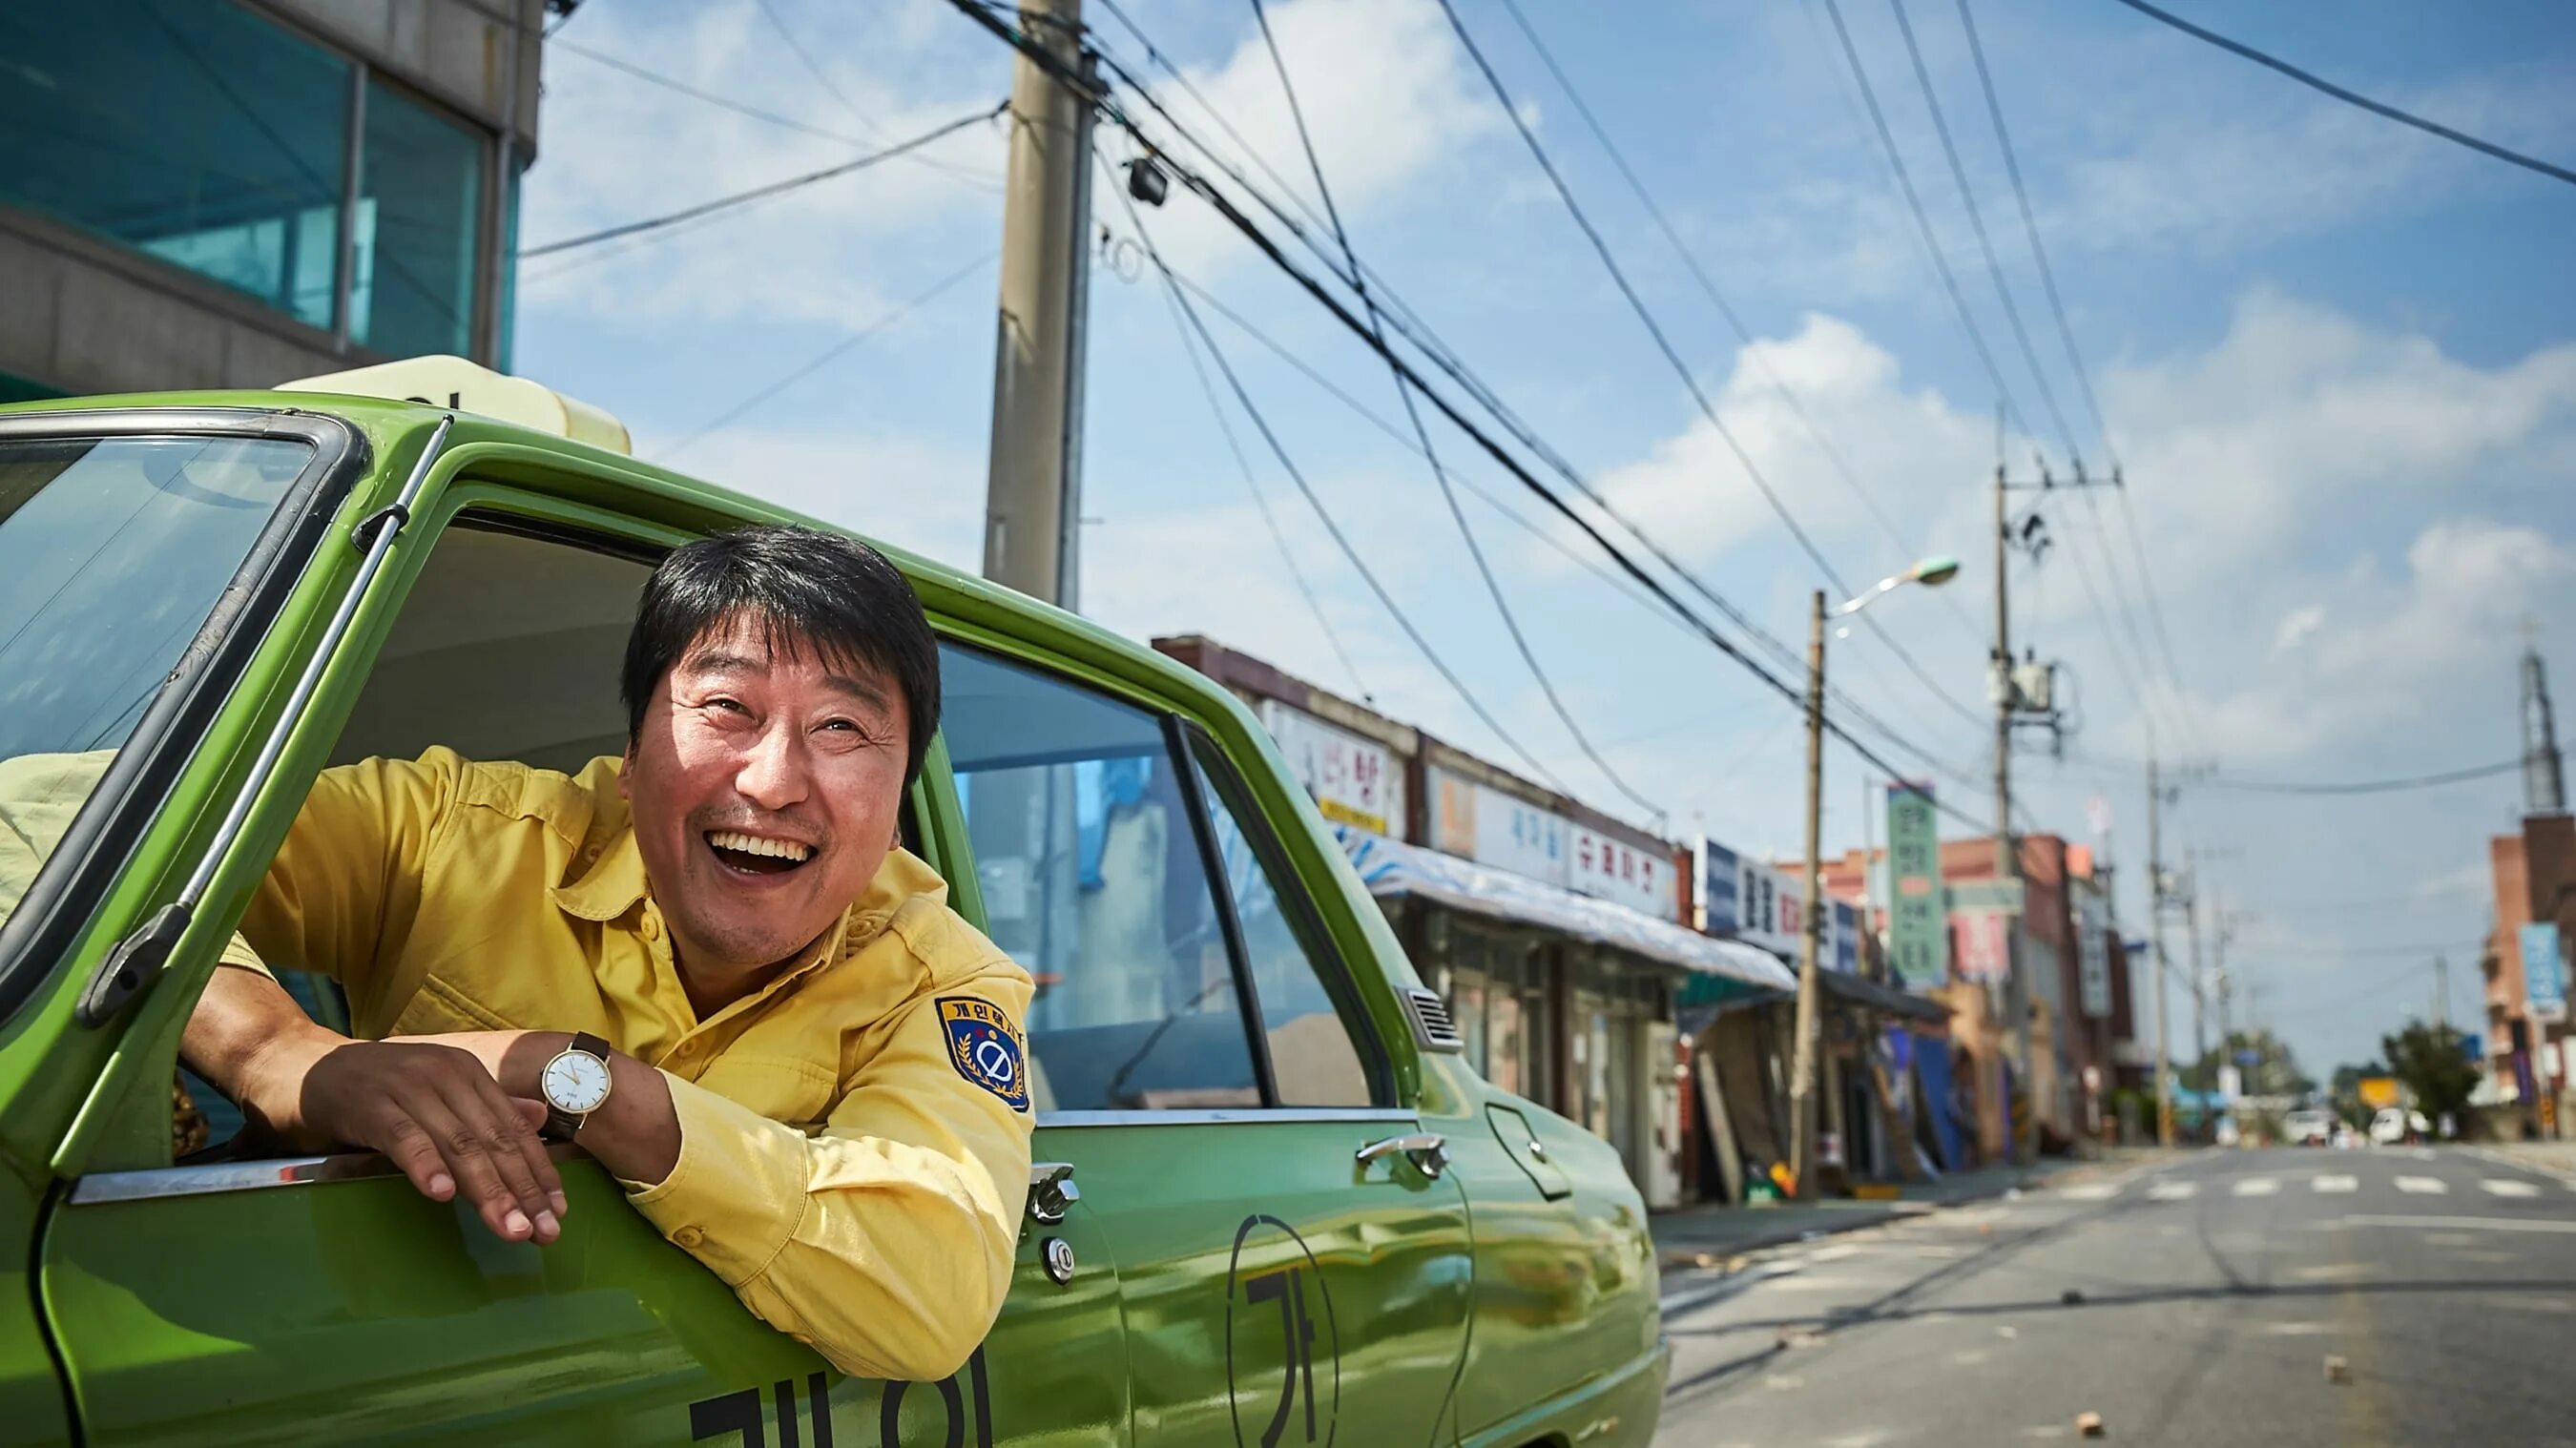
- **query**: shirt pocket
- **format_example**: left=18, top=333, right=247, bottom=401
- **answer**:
left=690, top=1052, right=841, bottom=1130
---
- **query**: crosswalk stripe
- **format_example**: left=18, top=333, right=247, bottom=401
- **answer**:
left=2482, top=1179, right=2543, bottom=1198
left=2061, top=1184, right=2119, bottom=1201
left=2313, top=1175, right=2358, bottom=1194
left=2148, top=1181, right=2198, bottom=1201
left=2233, top=1177, right=2279, bottom=1197
left=2395, top=1176, right=2447, bottom=1195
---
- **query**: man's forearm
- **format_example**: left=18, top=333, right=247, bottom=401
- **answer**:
left=464, top=1031, right=683, bottom=1187
left=180, top=964, right=346, bottom=1145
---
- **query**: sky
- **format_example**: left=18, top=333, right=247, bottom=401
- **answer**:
left=511, top=0, right=2576, bottom=1078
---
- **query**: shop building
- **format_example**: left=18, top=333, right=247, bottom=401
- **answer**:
left=1154, top=636, right=1790, bottom=1207
left=2484, top=816, right=2576, bottom=1127
left=0, top=0, right=546, bottom=402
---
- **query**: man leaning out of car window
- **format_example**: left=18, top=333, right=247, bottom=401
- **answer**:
left=0, top=525, right=1035, bottom=1384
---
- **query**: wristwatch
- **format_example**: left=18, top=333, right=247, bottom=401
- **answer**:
left=539, top=1032, right=615, bottom=1142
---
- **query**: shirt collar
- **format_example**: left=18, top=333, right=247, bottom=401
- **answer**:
left=550, top=826, right=952, bottom=959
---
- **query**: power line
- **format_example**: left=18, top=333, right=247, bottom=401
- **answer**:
left=1246, top=0, right=1664, bottom=821
left=1488, top=0, right=1990, bottom=665
left=750, top=0, right=892, bottom=142
left=1883, top=0, right=2076, bottom=460
left=942, top=0, right=1998, bottom=829
left=1435, top=0, right=1991, bottom=740
left=658, top=250, right=996, bottom=457
left=1815, top=0, right=2031, bottom=441
left=519, top=103, right=1004, bottom=258
left=551, top=39, right=877, bottom=147
left=1122, top=197, right=1572, bottom=794
left=1952, top=0, right=2205, bottom=755
left=2195, top=758, right=2524, bottom=796
left=2104, top=0, right=2576, bottom=190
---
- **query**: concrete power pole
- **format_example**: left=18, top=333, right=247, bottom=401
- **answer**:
left=1789, top=590, right=1829, bottom=1195
left=2185, top=873, right=2207, bottom=1124
left=2524, top=628, right=2566, bottom=816
left=1993, top=464, right=2035, bottom=1166
left=983, top=0, right=1094, bottom=609
left=2148, top=755, right=2174, bottom=1146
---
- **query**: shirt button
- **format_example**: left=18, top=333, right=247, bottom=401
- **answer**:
left=673, top=1226, right=705, bottom=1249
left=674, top=1037, right=701, bottom=1058
left=640, top=916, right=662, bottom=942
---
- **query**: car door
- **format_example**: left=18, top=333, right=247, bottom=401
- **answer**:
left=25, top=449, right=1129, bottom=1444
left=940, top=642, right=1473, bottom=1448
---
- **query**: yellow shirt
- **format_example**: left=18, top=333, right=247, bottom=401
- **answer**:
left=1, top=747, right=1034, bottom=1383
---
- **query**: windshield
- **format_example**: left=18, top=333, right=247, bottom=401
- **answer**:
left=0, top=433, right=313, bottom=924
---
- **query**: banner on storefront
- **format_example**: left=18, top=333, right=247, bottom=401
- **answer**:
left=1833, top=900, right=1859, bottom=974
left=1570, top=826, right=1677, bottom=921
left=2524, top=921, right=2566, bottom=1024
left=1437, top=770, right=1678, bottom=921
left=2075, top=884, right=2112, bottom=1019
left=1735, top=858, right=1800, bottom=957
left=1884, top=782, right=1948, bottom=990
left=1954, top=910, right=2011, bottom=983
left=1261, top=701, right=1404, bottom=838
left=1700, top=838, right=1741, bottom=934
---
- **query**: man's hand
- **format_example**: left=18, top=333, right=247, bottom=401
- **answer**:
left=262, top=1033, right=567, bottom=1245
left=185, top=966, right=564, bottom=1244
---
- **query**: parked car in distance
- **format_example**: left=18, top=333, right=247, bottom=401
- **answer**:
left=2282, top=1108, right=2335, bottom=1147
left=2370, top=1107, right=2433, bottom=1146
left=0, top=362, right=1668, bottom=1446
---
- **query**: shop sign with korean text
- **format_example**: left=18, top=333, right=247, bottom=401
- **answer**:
left=1432, top=769, right=1566, bottom=886
left=1832, top=900, right=1859, bottom=974
left=1260, top=700, right=1405, bottom=838
left=1883, top=783, right=1948, bottom=989
left=2075, top=883, right=2112, bottom=1019
left=1954, top=910, right=2011, bottom=983
left=1569, top=825, right=1679, bottom=922
left=1734, top=858, right=1802, bottom=957
left=2524, top=921, right=2567, bottom=1024
left=1700, top=838, right=1741, bottom=934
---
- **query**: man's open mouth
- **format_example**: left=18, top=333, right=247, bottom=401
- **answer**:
left=705, top=829, right=815, bottom=876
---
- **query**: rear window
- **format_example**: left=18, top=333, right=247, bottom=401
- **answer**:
left=0, top=434, right=313, bottom=926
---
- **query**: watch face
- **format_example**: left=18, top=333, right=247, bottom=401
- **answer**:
left=542, top=1049, right=613, bottom=1114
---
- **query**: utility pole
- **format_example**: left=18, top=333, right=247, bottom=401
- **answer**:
left=2148, top=755, right=2173, bottom=1146
left=983, top=0, right=1093, bottom=609
left=1789, top=590, right=1830, bottom=1194
left=2185, top=871, right=2207, bottom=1118
left=2524, top=622, right=2566, bottom=815
left=1992, top=464, right=2036, bottom=1166
left=2434, top=954, right=2450, bottom=1032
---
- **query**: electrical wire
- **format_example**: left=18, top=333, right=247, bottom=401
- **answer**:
left=1245, top=0, right=1665, bottom=821
left=1815, top=0, right=2032, bottom=442
left=551, top=39, right=880, bottom=148
left=1884, top=0, right=2076, bottom=461
left=941, top=0, right=1999, bottom=830
left=2193, top=759, right=2524, bottom=796
left=657, top=250, right=997, bottom=457
left=751, top=0, right=894, bottom=143
left=518, top=103, right=1005, bottom=258
left=1488, top=0, right=1989, bottom=667
left=1121, top=196, right=1572, bottom=793
left=2105, top=0, right=2576, bottom=189
left=1436, top=0, right=1989, bottom=740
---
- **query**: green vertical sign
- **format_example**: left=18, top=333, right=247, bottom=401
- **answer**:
left=1885, top=783, right=1947, bottom=990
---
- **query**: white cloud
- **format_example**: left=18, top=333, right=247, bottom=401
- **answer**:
left=2275, top=604, right=2325, bottom=652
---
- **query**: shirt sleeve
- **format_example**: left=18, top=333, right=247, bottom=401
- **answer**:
left=224, top=749, right=459, bottom=1023
left=625, top=965, right=1038, bottom=1382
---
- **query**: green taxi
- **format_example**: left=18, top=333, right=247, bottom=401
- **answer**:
left=0, top=364, right=1666, bottom=1446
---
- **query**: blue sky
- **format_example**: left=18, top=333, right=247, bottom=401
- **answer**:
left=514, top=0, right=2576, bottom=1076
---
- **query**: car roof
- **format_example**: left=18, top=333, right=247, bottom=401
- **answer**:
left=0, top=388, right=1240, bottom=723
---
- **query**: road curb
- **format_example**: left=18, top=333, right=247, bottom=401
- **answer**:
left=1653, top=1167, right=2067, bottom=1276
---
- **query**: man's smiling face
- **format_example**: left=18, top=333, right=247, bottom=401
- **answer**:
left=620, top=610, right=910, bottom=983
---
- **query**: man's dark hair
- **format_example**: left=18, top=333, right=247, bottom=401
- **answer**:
left=622, top=525, right=942, bottom=786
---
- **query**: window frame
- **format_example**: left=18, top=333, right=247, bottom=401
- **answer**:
left=0, top=407, right=366, bottom=1029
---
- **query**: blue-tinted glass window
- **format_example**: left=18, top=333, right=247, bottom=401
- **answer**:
left=353, top=78, right=483, bottom=357
left=0, top=0, right=347, bottom=329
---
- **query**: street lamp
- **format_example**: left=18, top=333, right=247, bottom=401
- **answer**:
left=1787, top=556, right=1961, bottom=1197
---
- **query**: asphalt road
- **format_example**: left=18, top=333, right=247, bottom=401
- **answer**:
left=1654, top=1146, right=2576, bottom=1447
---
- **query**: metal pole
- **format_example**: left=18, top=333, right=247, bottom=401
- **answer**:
left=1788, top=589, right=1829, bottom=1195
left=2149, top=755, right=2173, bottom=1146
left=983, top=0, right=1092, bottom=608
left=2186, top=871, right=2207, bottom=1133
left=1995, top=465, right=2034, bottom=1165
left=1860, top=772, right=1879, bottom=981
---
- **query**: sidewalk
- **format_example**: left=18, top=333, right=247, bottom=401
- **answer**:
left=1650, top=1163, right=2067, bottom=1271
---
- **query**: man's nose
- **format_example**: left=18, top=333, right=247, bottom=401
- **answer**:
left=733, top=722, right=810, bottom=812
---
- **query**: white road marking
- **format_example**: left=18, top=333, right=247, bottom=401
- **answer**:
left=2482, top=1178, right=2543, bottom=1198
left=2336, top=1214, right=2576, bottom=1234
left=2313, top=1175, right=2358, bottom=1193
left=2061, top=1183, right=2120, bottom=1201
left=2233, top=1177, right=2279, bottom=1197
left=2395, top=1176, right=2447, bottom=1194
left=2259, top=1321, right=2332, bottom=1335
left=2148, top=1180, right=2198, bottom=1201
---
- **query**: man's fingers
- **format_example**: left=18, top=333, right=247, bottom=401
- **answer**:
left=506, top=1097, right=572, bottom=1218
left=387, top=1090, right=525, bottom=1240
left=434, top=1078, right=559, bottom=1244
left=379, top=1110, right=457, bottom=1204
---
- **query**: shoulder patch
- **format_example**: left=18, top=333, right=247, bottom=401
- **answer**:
left=936, top=996, right=1030, bottom=1113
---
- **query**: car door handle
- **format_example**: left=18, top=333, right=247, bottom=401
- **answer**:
left=1355, top=1132, right=1449, bottom=1180
left=1027, top=1162, right=1079, bottom=1224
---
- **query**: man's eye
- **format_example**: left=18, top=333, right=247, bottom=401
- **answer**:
left=704, top=697, right=749, bottom=715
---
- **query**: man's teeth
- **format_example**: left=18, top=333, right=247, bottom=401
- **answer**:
left=707, top=830, right=812, bottom=862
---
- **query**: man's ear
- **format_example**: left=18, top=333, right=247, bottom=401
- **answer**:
left=618, top=741, right=635, bottom=800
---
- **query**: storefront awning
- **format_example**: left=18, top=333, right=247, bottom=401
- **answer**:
left=1818, top=966, right=1952, bottom=1024
left=1335, top=828, right=1797, bottom=991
